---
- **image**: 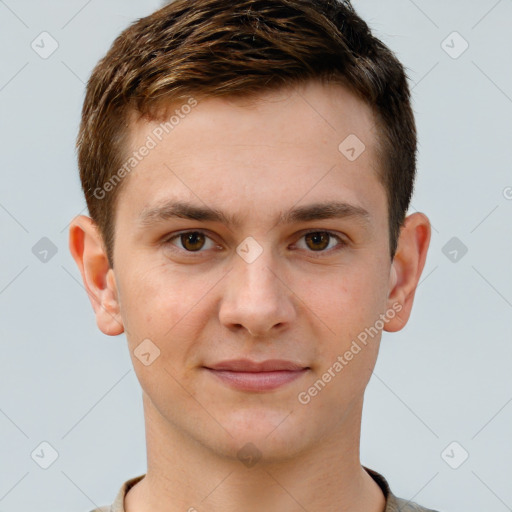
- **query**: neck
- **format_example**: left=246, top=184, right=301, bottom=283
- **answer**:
left=125, top=393, right=386, bottom=512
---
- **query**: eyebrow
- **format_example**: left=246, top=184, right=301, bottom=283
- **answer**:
left=138, top=199, right=371, bottom=229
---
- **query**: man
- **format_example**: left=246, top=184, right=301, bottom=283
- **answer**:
left=69, top=0, right=437, bottom=510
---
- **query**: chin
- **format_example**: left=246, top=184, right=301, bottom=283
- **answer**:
left=205, top=408, right=313, bottom=463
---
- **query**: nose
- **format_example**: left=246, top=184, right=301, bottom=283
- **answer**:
left=218, top=247, right=296, bottom=338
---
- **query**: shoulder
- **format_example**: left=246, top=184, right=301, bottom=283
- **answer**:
left=392, top=495, right=441, bottom=511
left=363, top=466, right=441, bottom=512
left=86, top=474, right=146, bottom=512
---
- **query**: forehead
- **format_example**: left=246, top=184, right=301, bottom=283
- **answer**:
left=116, top=80, right=385, bottom=229
left=127, top=80, right=380, bottom=161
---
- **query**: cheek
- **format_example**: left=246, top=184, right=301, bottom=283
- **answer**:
left=117, top=261, right=192, bottom=328
left=117, top=261, right=221, bottom=361
left=303, top=268, right=385, bottom=399
left=304, top=262, right=386, bottom=332
left=299, top=263, right=388, bottom=390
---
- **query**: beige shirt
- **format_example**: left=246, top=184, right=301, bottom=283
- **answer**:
left=89, top=466, right=439, bottom=512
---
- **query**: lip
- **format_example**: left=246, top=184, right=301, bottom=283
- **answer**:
left=206, top=359, right=307, bottom=372
left=204, top=359, right=309, bottom=391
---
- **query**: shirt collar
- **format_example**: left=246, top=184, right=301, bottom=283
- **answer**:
left=105, top=466, right=407, bottom=512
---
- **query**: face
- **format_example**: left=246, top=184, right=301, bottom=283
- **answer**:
left=71, top=80, right=430, bottom=462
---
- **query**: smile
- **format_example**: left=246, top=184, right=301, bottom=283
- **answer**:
left=205, top=368, right=309, bottom=391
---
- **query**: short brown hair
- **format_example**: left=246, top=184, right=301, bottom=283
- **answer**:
left=77, top=0, right=417, bottom=267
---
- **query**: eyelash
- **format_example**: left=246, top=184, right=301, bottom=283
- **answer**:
left=162, top=229, right=346, bottom=257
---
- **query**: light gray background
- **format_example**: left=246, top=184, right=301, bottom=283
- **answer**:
left=1, top=1, right=511, bottom=511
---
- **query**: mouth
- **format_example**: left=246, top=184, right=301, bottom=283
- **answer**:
left=203, top=359, right=310, bottom=392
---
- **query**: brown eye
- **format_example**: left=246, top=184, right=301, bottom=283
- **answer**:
left=180, top=232, right=206, bottom=251
left=295, top=231, right=345, bottom=254
left=304, top=232, right=331, bottom=251
left=163, top=230, right=218, bottom=256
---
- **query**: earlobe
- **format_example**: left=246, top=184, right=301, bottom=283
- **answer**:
left=68, top=215, right=124, bottom=336
left=384, top=212, right=431, bottom=333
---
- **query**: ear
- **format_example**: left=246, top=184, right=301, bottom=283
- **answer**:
left=384, top=212, right=431, bottom=332
left=68, top=215, right=124, bottom=336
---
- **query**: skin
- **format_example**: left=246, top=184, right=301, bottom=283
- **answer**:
left=69, top=80, right=430, bottom=512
